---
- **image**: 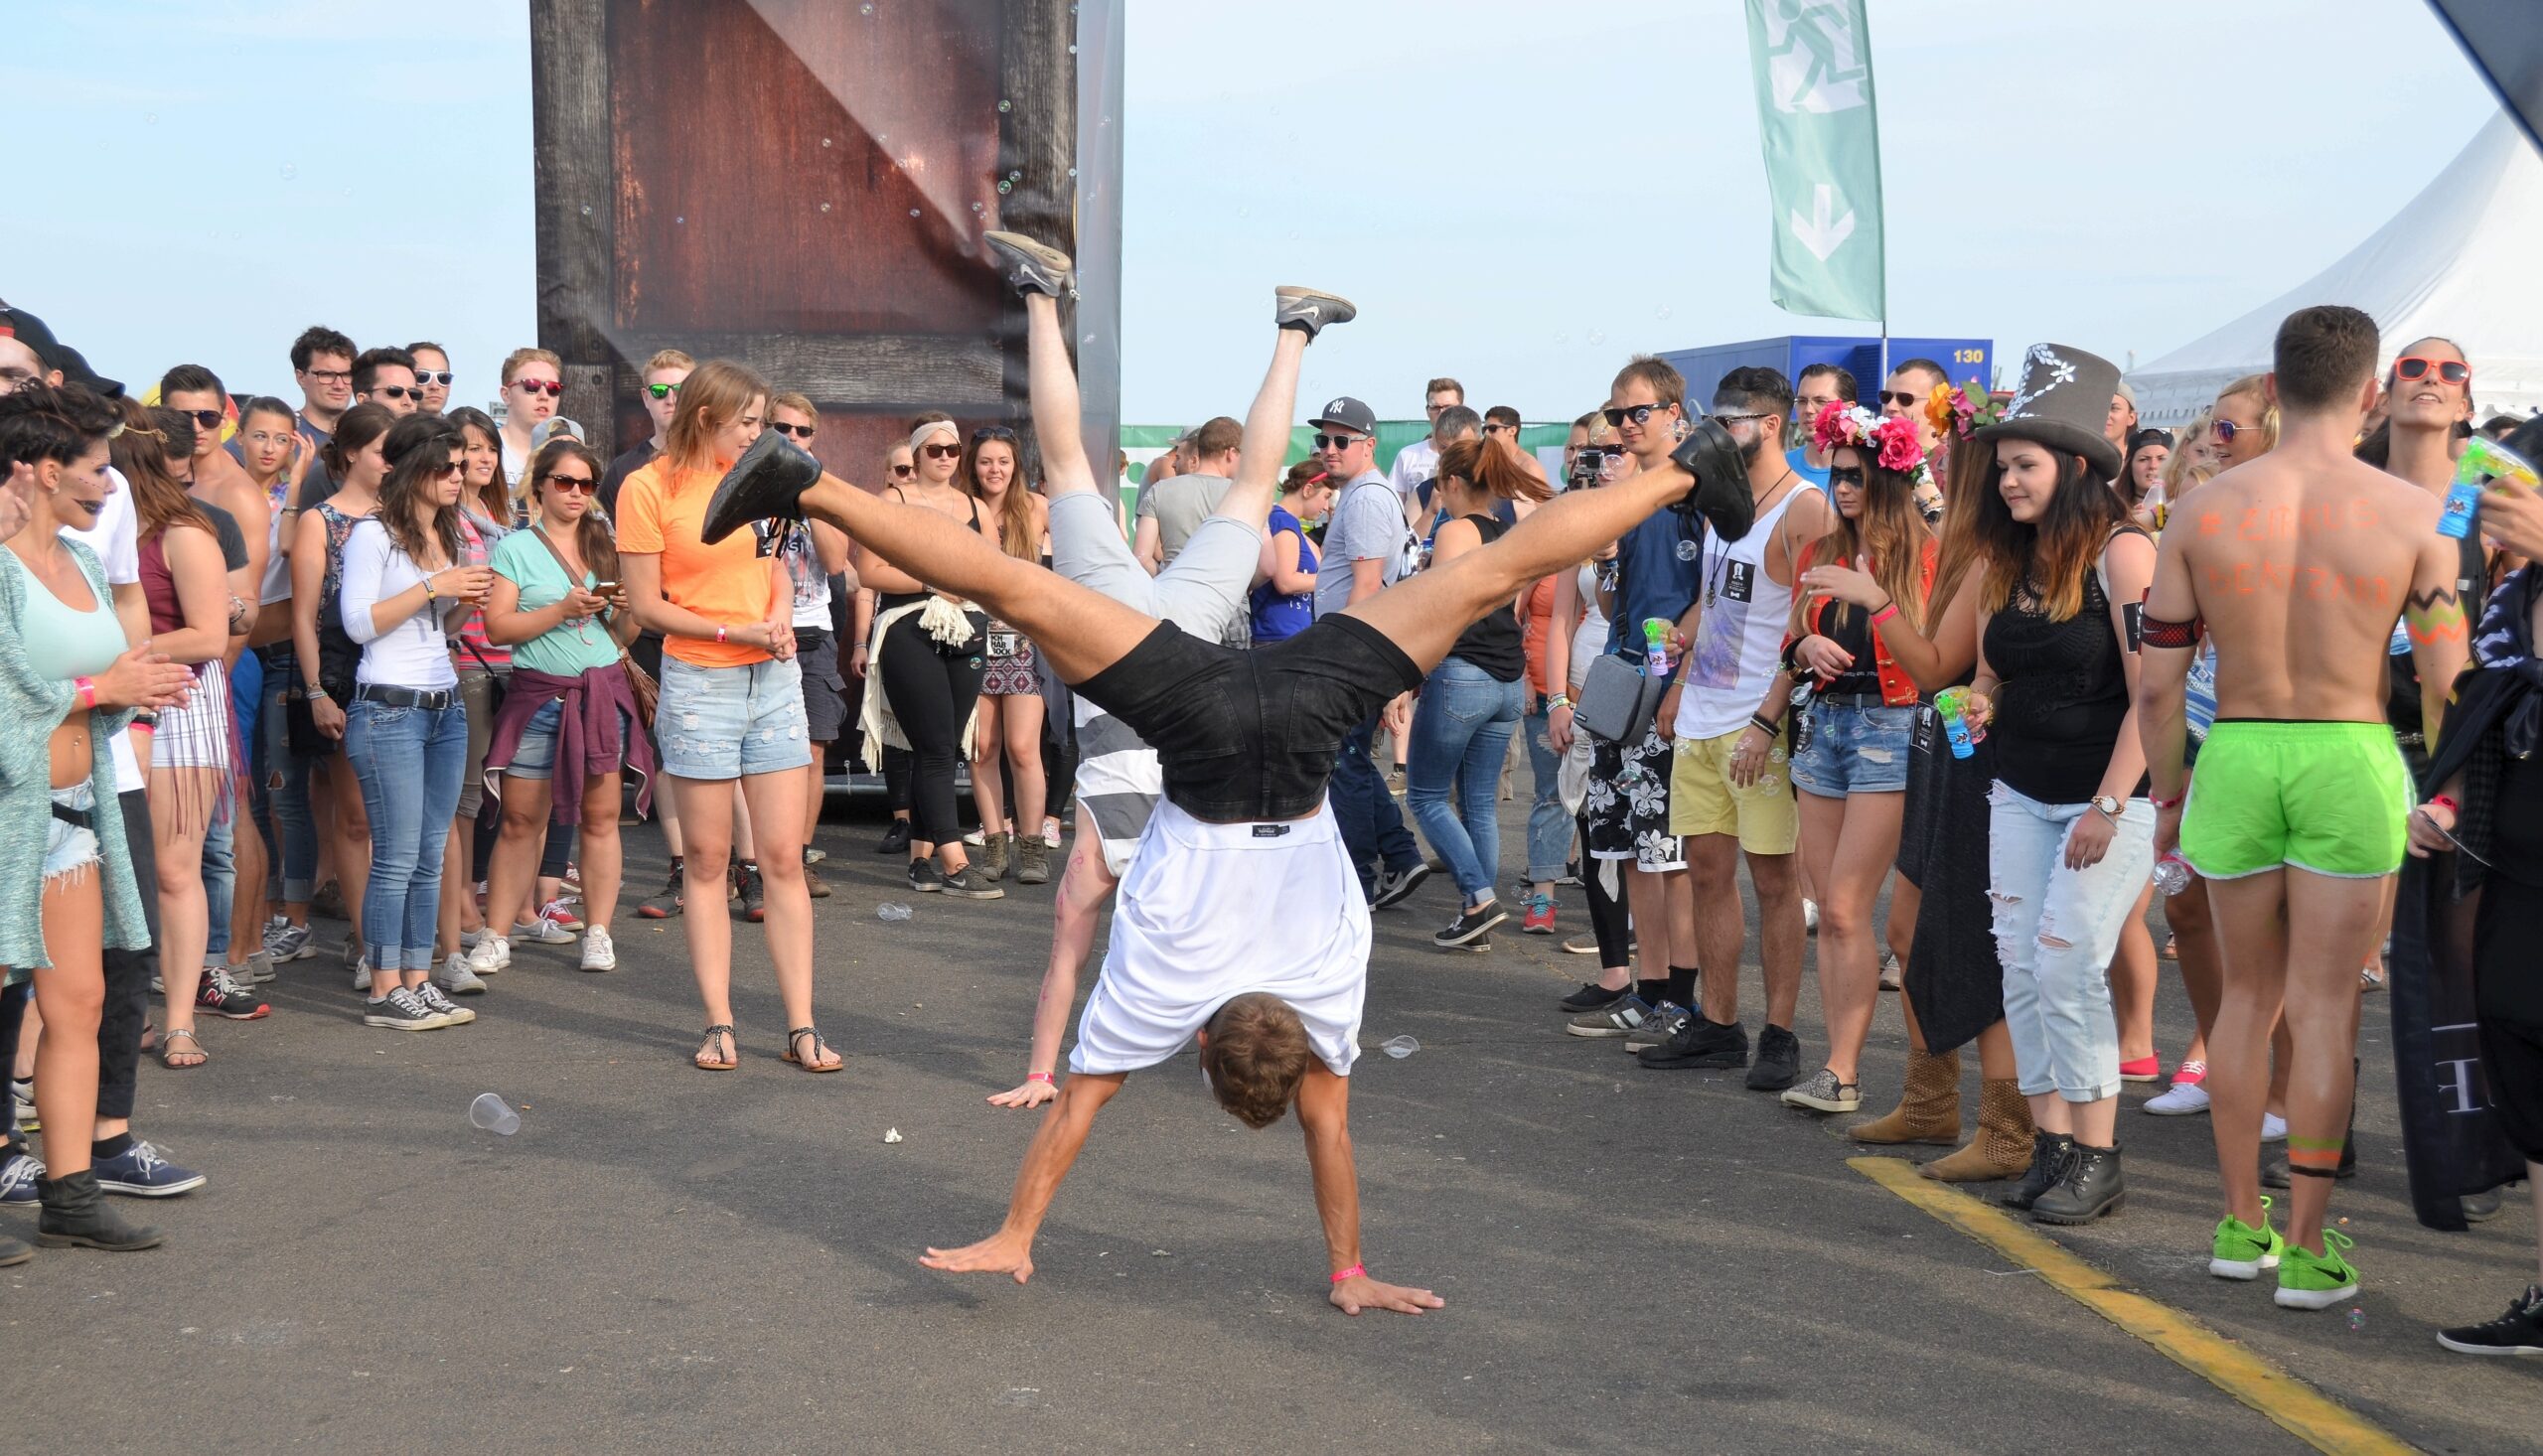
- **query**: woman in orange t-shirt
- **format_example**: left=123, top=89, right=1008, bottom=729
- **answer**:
left=618, top=361, right=832, bottom=1074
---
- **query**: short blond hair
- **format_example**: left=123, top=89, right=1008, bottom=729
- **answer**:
left=501, top=346, right=563, bottom=385
left=771, top=390, right=816, bottom=420
left=643, top=348, right=695, bottom=377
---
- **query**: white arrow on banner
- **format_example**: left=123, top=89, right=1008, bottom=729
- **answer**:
left=1788, top=183, right=1857, bottom=261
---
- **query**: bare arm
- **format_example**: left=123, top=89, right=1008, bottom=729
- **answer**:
left=1131, top=512, right=1162, bottom=574
left=2094, top=532, right=2157, bottom=803
left=623, top=551, right=772, bottom=651
left=2138, top=529, right=2199, bottom=814
left=1296, top=1066, right=1442, bottom=1316
left=1346, top=555, right=1385, bottom=609
left=809, top=517, right=850, bottom=575
left=155, top=526, right=233, bottom=664
left=2404, top=533, right=2471, bottom=748
left=1427, top=515, right=1483, bottom=569
left=1266, top=527, right=1317, bottom=595
left=921, top=1071, right=1126, bottom=1281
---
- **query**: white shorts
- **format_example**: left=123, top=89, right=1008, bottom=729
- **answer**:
left=149, top=659, right=233, bottom=772
left=1070, top=801, right=1367, bottom=1078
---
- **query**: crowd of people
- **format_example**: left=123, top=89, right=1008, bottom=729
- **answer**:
left=0, top=270, right=2537, bottom=1355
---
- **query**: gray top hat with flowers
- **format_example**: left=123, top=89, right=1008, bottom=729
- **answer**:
left=1973, top=343, right=2125, bottom=482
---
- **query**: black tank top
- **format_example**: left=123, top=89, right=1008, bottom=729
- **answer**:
left=1446, top=514, right=1524, bottom=681
left=1983, top=529, right=2150, bottom=804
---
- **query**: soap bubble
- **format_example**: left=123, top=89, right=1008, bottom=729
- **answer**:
left=1586, top=328, right=1608, bottom=346
left=859, top=2, right=873, bottom=13
left=909, top=209, right=921, bottom=218
left=279, top=162, right=298, bottom=182
left=579, top=204, right=591, bottom=216
left=822, top=137, right=832, bottom=148
left=997, top=99, right=1012, bottom=114
left=995, top=180, right=1012, bottom=195
left=674, top=215, right=685, bottom=225
left=1657, top=305, right=1674, bottom=321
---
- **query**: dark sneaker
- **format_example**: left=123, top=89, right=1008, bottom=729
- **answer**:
left=1565, top=993, right=1655, bottom=1039
left=1521, top=893, right=1556, bottom=935
left=2461, top=1190, right=2503, bottom=1222
left=262, top=918, right=316, bottom=961
left=363, top=987, right=451, bottom=1031
left=1371, top=862, right=1430, bottom=910
left=414, top=981, right=476, bottom=1027
left=1780, top=1068, right=1862, bottom=1114
left=734, top=863, right=767, bottom=923
left=637, top=859, right=685, bottom=920
left=1747, top=1023, right=1802, bottom=1092
left=984, top=230, right=1075, bottom=296
left=909, top=858, right=945, bottom=894
left=1273, top=286, right=1356, bottom=340
left=939, top=865, right=1005, bottom=900
left=2438, top=1284, right=2543, bottom=1357
left=1433, top=901, right=1507, bottom=948
left=196, top=964, right=269, bottom=1021
left=1638, top=1012, right=1747, bottom=1070
left=1624, top=1002, right=1689, bottom=1054
left=874, top=819, right=912, bottom=855
left=1559, top=980, right=1628, bottom=1014
left=91, top=1139, right=207, bottom=1198
left=0, top=1147, right=43, bottom=1205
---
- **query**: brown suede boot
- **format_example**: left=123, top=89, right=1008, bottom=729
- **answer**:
left=1850, top=1047, right=1962, bottom=1145
left=977, top=831, right=1010, bottom=882
left=1921, top=1078, right=2036, bottom=1182
left=1015, top=834, right=1050, bottom=885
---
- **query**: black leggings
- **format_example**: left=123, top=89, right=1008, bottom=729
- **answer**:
left=1577, top=809, right=1634, bottom=969
left=98, top=788, right=157, bottom=1122
left=877, top=602, right=986, bottom=848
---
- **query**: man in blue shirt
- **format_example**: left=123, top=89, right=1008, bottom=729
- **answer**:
left=1786, top=363, right=1856, bottom=491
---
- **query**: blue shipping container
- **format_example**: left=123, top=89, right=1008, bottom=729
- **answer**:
left=1658, top=335, right=1995, bottom=411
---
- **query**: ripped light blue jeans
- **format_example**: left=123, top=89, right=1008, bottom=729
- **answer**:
left=1987, top=783, right=2156, bottom=1103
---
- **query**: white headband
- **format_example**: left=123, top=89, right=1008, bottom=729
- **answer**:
left=910, top=420, right=958, bottom=453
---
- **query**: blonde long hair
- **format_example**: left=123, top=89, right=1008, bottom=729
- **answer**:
left=665, top=360, right=770, bottom=476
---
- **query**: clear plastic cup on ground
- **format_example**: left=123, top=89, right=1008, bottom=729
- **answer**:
left=469, top=1092, right=521, bottom=1136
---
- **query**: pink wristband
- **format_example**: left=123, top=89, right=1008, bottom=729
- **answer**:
left=1026, top=1072, right=1054, bottom=1085
left=1330, top=1263, right=1366, bottom=1283
left=75, top=676, right=98, bottom=710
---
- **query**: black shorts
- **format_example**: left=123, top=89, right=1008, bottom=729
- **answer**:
left=1077, top=614, right=1423, bottom=823
left=795, top=627, right=847, bottom=742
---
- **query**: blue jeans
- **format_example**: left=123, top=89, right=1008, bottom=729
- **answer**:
left=1406, top=659, right=1525, bottom=905
left=1987, top=784, right=2158, bottom=1102
left=1521, top=702, right=1570, bottom=884
left=1329, top=713, right=1420, bottom=897
left=203, top=812, right=234, bottom=957
left=258, top=645, right=319, bottom=905
left=346, top=695, right=469, bottom=973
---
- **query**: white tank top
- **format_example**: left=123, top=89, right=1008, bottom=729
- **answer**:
left=1568, top=561, right=1610, bottom=689
left=1673, top=481, right=1821, bottom=740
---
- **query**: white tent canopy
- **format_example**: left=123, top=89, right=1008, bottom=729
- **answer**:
left=2127, top=112, right=2543, bottom=426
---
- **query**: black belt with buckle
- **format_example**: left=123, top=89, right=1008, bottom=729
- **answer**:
left=1814, top=691, right=1890, bottom=710
left=50, top=800, right=92, bottom=830
left=355, top=683, right=456, bottom=711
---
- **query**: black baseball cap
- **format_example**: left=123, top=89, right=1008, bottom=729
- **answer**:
left=0, top=297, right=122, bottom=398
left=1309, top=395, right=1377, bottom=436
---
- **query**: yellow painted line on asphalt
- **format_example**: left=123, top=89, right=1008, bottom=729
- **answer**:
left=1849, top=1156, right=2413, bottom=1456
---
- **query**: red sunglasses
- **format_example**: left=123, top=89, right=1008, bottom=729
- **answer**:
left=2393, top=356, right=2470, bottom=387
left=513, top=379, right=564, bottom=397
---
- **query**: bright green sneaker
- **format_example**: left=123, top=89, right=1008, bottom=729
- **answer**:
left=2274, top=1228, right=2360, bottom=1310
left=2209, top=1199, right=2286, bottom=1281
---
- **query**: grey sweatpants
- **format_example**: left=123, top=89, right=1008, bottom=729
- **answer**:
left=1048, top=492, right=1258, bottom=642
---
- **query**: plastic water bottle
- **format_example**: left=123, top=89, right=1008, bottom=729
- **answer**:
left=876, top=902, right=914, bottom=922
left=469, top=1092, right=521, bottom=1136
left=2440, top=437, right=2540, bottom=539
left=1642, top=618, right=1674, bottom=679
left=2152, top=852, right=2193, bottom=898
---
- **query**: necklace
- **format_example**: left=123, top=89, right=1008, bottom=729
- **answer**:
left=1703, top=469, right=1802, bottom=609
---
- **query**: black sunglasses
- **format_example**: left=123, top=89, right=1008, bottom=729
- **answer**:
left=1311, top=432, right=1364, bottom=450
left=414, top=370, right=453, bottom=386
left=769, top=422, right=816, bottom=439
left=889, top=462, right=916, bottom=477
left=1878, top=390, right=1921, bottom=408
left=174, top=408, right=224, bottom=431
left=921, top=442, right=963, bottom=460
left=372, top=385, right=423, bottom=402
left=1601, top=403, right=1670, bottom=428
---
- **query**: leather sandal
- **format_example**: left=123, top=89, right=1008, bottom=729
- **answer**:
left=693, top=1024, right=737, bottom=1071
left=784, top=1026, right=842, bottom=1074
left=159, top=1027, right=207, bottom=1070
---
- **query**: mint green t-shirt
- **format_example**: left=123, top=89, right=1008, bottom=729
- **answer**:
left=489, top=528, right=621, bottom=677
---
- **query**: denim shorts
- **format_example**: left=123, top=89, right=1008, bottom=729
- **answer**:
left=45, top=783, right=101, bottom=880
left=1789, top=699, right=1916, bottom=798
left=658, top=655, right=813, bottom=781
left=507, top=698, right=565, bottom=781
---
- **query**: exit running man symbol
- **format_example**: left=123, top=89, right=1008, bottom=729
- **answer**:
left=1764, top=0, right=1869, bottom=113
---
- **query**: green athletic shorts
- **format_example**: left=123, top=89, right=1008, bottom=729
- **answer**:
left=2177, top=719, right=2412, bottom=881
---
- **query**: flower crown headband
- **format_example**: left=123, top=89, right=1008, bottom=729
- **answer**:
left=1811, top=400, right=1932, bottom=489
left=1925, top=378, right=2007, bottom=441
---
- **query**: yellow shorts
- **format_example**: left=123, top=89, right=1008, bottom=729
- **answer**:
left=1667, top=727, right=1799, bottom=855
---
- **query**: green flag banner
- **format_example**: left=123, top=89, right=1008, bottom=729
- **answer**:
left=1744, top=0, right=1885, bottom=322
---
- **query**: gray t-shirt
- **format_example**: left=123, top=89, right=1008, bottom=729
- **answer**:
left=1134, top=472, right=1231, bottom=567
left=1312, top=469, right=1413, bottom=620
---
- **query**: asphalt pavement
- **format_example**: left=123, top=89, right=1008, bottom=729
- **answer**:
left=3, top=800, right=2533, bottom=1454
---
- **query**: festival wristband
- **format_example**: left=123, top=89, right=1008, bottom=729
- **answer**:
left=1870, top=601, right=1898, bottom=628
left=305, top=684, right=331, bottom=700
left=1025, top=1072, right=1054, bottom=1085
left=423, top=574, right=438, bottom=602
left=75, top=676, right=98, bottom=710
left=714, top=625, right=728, bottom=644
left=1749, top=713, right=1780, bottom=738
left=1330, top=1263, right=1366, bottom=1284
left=1546, top=694, right=1571, bottom=711
left=2149, top=791, right=2185, bottom=810
left=2431, top=795, right=2460, bottom=815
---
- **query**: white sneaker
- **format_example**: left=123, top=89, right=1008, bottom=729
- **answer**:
left=351, top=955, right=373, bottom=994
left=1803, top=898, right=1820, bottom=935
left=436, top=952, right=488, bottom=996
left=513, top=915, right=576, bottom=946
left=2260, top=1111, right=2289, bottom=1142
left=467, top=935, right=511, bottom=973
left=2144, top=1081, right=2211, bottom=1115
left=579, top=926, right=617, bottom=973
left=459, top=925, right=488, bottom=951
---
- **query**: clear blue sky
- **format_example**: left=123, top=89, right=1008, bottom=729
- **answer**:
left=0, top=1, right=2498, bottom=428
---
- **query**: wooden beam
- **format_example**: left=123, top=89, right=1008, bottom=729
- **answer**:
left=528, top=0, right=620, bottom=454
left=633, top=332, right=1007, bottom=411
left=998, top=0, right=1079, bottom=465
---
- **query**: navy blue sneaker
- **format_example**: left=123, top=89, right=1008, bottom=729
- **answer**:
left=0, top=1147, right=43, bottom=1206
left=91, top=1139, right=207, bottom=1198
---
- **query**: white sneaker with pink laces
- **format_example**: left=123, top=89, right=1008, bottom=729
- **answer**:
left=2144, top=1060, right=2211, bottom=1115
